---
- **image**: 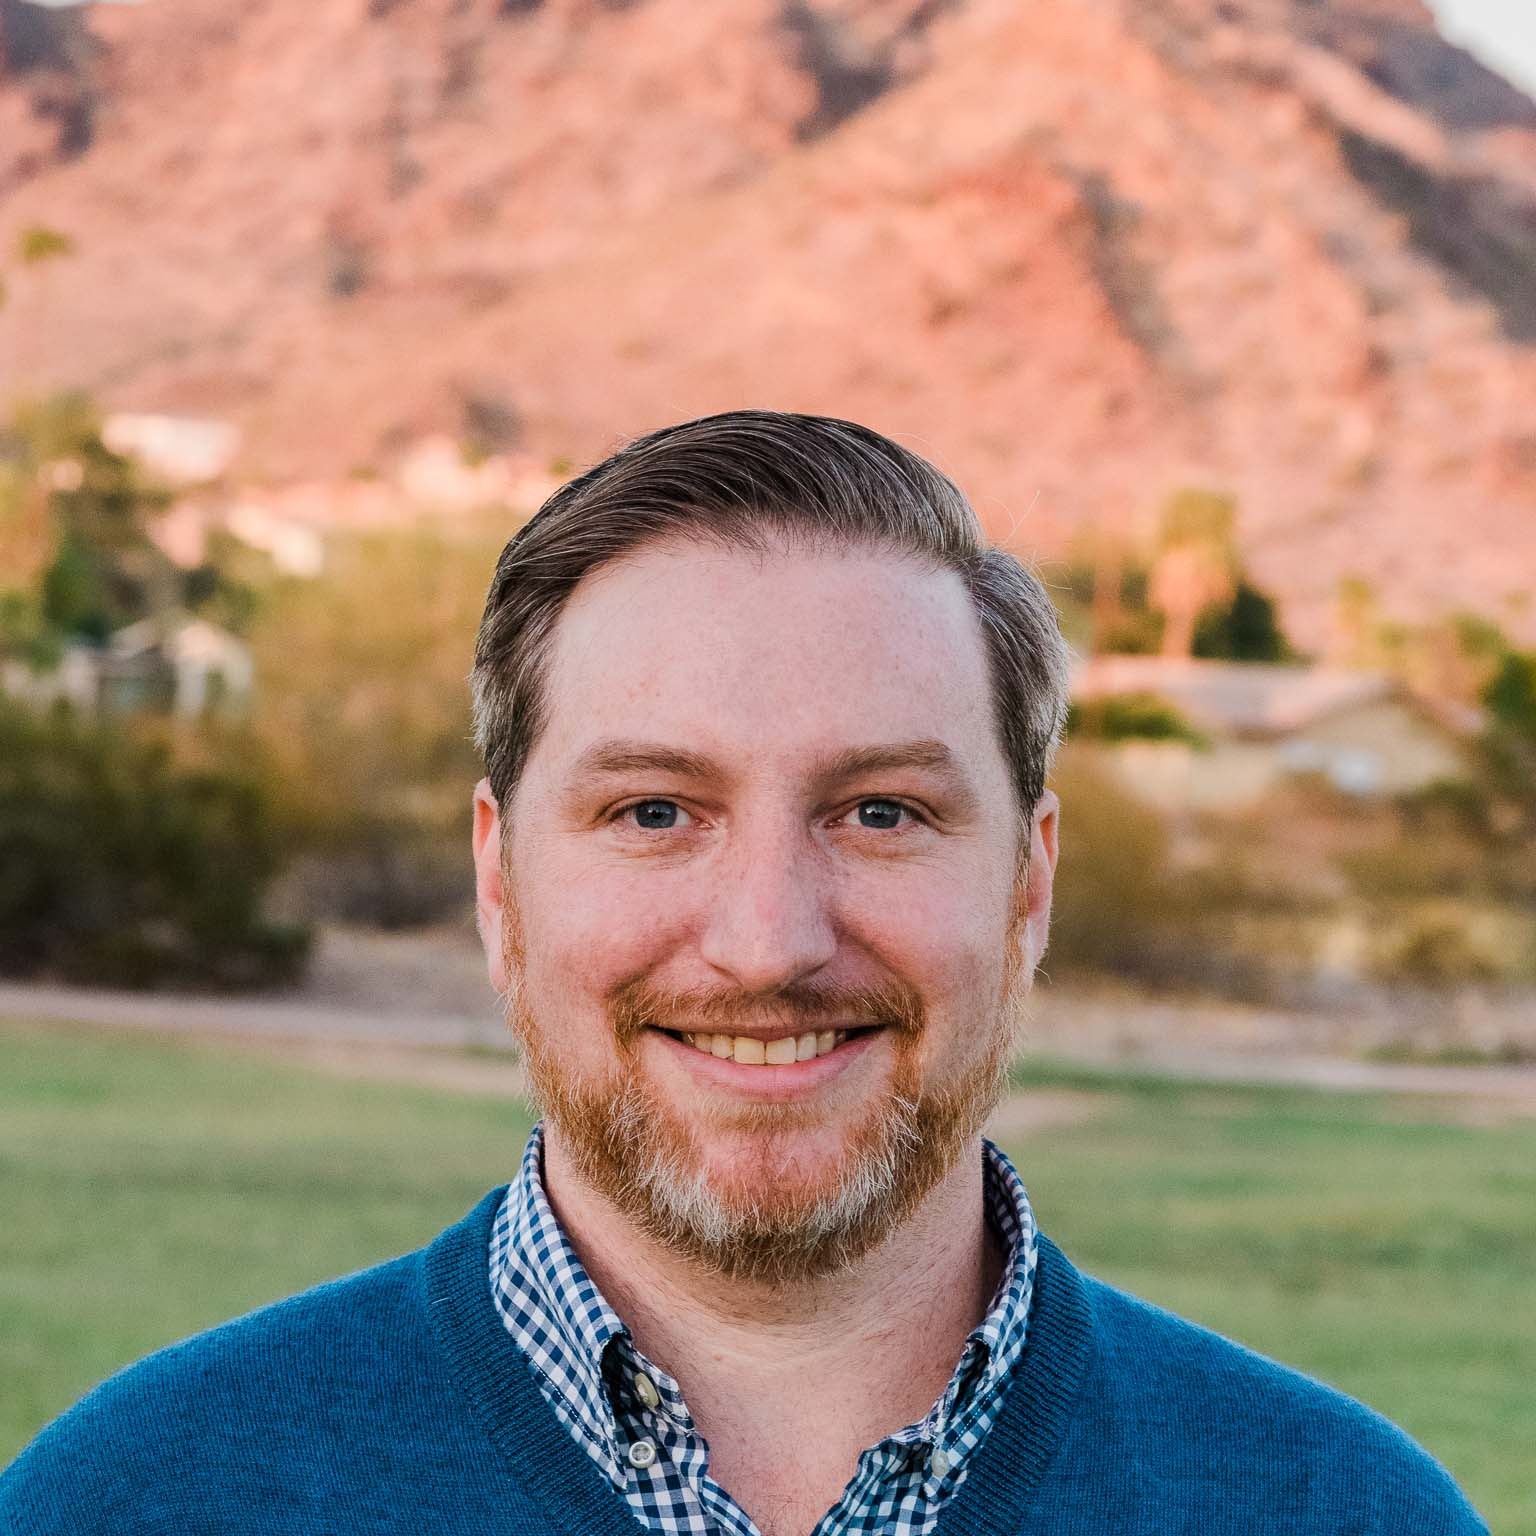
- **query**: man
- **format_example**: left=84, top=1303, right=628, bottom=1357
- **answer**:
left=1, top=412, right=1486, bottom=1534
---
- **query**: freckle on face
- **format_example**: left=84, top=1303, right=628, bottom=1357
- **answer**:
left=500, top=539, right=1028, bottom=1275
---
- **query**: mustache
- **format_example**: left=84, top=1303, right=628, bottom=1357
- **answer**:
left=608, top=977, right=926, bottom=1043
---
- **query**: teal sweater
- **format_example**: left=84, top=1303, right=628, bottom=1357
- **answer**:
left=0, top=1188, right=1487, bottom=1534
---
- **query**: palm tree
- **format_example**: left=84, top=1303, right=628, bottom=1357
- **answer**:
left=1148, top=489, right=1238, bottom=659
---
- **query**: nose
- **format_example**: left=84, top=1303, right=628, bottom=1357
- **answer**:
left=697, top=815, right=838, bottom=993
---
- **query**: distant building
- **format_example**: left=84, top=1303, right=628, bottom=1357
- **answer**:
left=104, top=615, right=253, bottom=717
left=1071, top=656, right=1480, bottom=810
left=102, top=414, right=241, bottom=485
left=1, top=645, right=99, bottom=713
left=225, top=501, right=326, bottom=578
left=2, top=617, right=253, bottom=720
left=143, top=433, right=558, bottom=582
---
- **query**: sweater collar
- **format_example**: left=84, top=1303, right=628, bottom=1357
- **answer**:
left=427, top=1182, right=1093, bottom=1536
left=489, top=1123, right=1040, bottom=1486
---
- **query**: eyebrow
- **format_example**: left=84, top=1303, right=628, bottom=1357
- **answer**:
left=568, top=736, right=979, bottom=813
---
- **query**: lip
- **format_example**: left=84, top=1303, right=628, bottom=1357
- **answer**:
left=645, top=1026, right=885, bottom=1101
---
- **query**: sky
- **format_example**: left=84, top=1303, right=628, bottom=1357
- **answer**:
left=1429, top=0, right=1536, bottom=96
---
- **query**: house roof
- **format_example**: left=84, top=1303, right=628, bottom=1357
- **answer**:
left=1070, top=656, right=1481, bottom=739
left=110, top=615, right=249, bottom=667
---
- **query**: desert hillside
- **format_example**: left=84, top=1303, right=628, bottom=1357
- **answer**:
left=3, top=0, right=1535, bottom=647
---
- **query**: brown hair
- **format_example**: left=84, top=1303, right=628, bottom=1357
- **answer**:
left=471, top=410, right=1070, bottom=820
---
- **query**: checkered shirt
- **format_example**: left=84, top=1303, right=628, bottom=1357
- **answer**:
left=488, top=1123, right=1039, bottom=1536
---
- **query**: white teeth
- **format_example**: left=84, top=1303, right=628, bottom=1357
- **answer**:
left=674, top=1029, right=854, bottom=1063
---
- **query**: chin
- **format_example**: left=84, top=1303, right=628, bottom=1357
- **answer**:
left=682, top=1114, right=882, bottom=1208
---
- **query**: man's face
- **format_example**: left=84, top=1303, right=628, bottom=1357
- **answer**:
left=473, top=536, right=1058, bottom=1281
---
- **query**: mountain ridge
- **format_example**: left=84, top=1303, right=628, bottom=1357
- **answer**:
left=2, top=0, right=1534, bottom=649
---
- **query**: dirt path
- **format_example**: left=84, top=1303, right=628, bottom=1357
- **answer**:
left=0, top=977, right=511, bottom=1052
left=6, top=975, right=1536, bottom=1116
left=7, top=927, right=1536, bottom=1112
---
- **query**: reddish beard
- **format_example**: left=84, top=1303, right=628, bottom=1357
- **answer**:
left=503, top=893, right=1030, bottom=1283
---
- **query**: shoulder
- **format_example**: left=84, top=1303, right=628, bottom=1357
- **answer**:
left=1055, top=1244, right=1487, bottom=1534
left=0, top=1190, right=507, bottom=1536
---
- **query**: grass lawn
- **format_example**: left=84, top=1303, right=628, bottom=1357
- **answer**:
left=2, top=1019, right=1532, bottom=1532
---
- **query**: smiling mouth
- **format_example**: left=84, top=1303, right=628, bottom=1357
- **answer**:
left=655, top=1027, right=877, bottom=1064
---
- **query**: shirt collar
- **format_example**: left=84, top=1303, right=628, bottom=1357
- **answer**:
left=489, top=1125, right=632, bottom=1479
left=490, top=1121, right=1038, bottom=1466
left=937, top=1138, right=1038, bottom=1446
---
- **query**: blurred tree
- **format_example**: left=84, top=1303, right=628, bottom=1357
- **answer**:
left=244, top=524, right=511, bottom=924
left=187, top=525, right=266, bottom=637
left=1098, top=559, right=1165, bottom=654
left=1192, top=579, right=1289, bottom=662
left=0, top=450, right=52, bottom=625
left=1066, top=692, right=1207, bottom=746
left=1442, top=612, right=1519, bottom=706
left=1485, top=650, right=1536, bottom=742
left=0, top=394, right=175, bottom=651
left=1334, top=574, right=1381, bottom=668
left=1148, top=489, right=1238, bottom=658
left=1047, top=746, right=1176, bottom=977
left=247, top=528, right=494, bottom=824
left=1053, top=536, right=1166, bottom=657
left=0, top=700, right=308, bottom=989
left=0, top=394, right=260, bottom=679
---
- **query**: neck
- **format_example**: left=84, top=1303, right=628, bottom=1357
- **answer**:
left=540, top=1128, right=1004, bottom=1462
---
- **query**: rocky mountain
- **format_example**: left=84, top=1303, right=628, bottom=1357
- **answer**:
left=2, top=0, right=1534, bottom=649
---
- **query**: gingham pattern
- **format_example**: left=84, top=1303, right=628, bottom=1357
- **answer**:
left=489, top=1123, right=1038, bottom=1536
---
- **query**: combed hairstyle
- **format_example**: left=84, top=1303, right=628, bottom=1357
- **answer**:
left=471, top=410, right=1071, bottom=827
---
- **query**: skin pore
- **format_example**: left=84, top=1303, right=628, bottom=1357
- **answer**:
left=472, top=535, right=1059, bottom=1536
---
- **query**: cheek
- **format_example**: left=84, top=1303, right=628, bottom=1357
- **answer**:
left=842, top=868, right=1013, bottom=1027
left=510, top=851, right=696, bottom=1014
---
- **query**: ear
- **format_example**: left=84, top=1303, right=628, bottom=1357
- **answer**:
left=472, top=777, right=510, bottom=996
left=1017, top=788, right=1060, bottom=978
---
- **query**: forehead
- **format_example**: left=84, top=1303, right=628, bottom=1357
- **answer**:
left=527, top=536, right=1008, bottom=789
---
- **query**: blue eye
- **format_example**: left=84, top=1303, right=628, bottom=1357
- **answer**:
left=856, top=800, right=907, bottom=830
left=629, top=799, right=682, bottom=830
left=621, top=800, right=907, bottom=832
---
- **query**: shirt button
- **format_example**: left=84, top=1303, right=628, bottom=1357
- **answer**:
left=633, top=1371, right=661, bottom=1410
left=628, top=1438, right=659, bottom=1470
left=929, top=1447, right=951, bottom=1478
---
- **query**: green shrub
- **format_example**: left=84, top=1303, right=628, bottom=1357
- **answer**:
left=242, top=526, right=504, bottom=925
left=0, top=701, right=309, bottom=989
left=1395, top=777, right=1494, bottom=838
left=1484, top=650, right=1536, bottom=741
left=275, top=822, right=469, bottom=931
left=1047, top=748, right=1296, bottom=998
left=1067, top=692, right=1207, bottom=747
left=1096, top=608, right=1165, bottom=655
left=1370, top=911, right=1503, bottom=989
left=1047, top=747, right=1175, bottom=974
left=1192, top=580, right=1290, bottom=662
